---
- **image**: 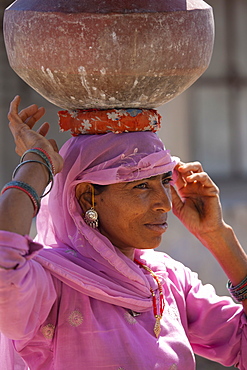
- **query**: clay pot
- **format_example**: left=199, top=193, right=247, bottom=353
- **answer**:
left=3, top=0, right=214, bottom=109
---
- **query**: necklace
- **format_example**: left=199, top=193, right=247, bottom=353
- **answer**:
left=134, top=259, right=165, bottom=338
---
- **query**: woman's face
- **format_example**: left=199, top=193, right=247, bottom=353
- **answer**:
left=95, top=172, right=173, bottom=259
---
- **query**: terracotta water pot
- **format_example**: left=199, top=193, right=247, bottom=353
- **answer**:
left=3, top=0, right=214, bottom=109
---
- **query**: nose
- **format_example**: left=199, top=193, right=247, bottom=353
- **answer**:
left=152, top=184, right=172, bottom=213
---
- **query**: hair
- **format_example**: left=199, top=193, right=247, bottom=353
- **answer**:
left=92, top=184, right=108, bottom=194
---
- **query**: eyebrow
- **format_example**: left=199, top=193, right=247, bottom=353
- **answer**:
left=124, top=171, right=173, bottom=187
left=162, top=171, right=173, bottom=179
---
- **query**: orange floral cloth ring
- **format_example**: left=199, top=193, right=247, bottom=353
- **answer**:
left=58, top=108, right=161, bottom=135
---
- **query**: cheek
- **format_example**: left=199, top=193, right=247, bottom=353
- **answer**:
left=97, top=196, right=121, bottom=223
left=97, top=192, right=146, bottom=226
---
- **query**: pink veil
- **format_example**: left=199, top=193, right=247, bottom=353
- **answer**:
left=34, top=131, right=179, bottom=312
left=1, top=132, right=179, bottom=370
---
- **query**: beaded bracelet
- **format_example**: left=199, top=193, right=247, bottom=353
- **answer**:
left=12, top=160, right=54, bottom=197
left=1, top=180, right=40, bottom=217
left=227, top=275, right=247, bottom=302
left=34, top=147, right=55, bottom=175
left=21, top=147, right=55, bottom=175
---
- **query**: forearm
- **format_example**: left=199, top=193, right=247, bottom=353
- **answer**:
left=0, top=154, right=49, bottom=235
left=198, top=223, right=247, bottom=313
left=172, top=162, right=247, bottom=312
left=0, top=96, right=63, bottom=236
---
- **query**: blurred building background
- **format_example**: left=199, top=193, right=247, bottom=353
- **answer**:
left=1, top=1, right=247, bottom=369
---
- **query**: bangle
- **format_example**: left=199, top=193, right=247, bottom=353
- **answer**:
left=33, top=147, right=55, bottom=175
left=21, top=147, right=55, bottom=175
left=1, top=180, right=40, bottom=217
left=227, top=275, right=247, bottom=302
left=12, top=160, right=54, bottom=197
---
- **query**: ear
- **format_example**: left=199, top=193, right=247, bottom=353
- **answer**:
left=76, top=182, right=93, bottom=213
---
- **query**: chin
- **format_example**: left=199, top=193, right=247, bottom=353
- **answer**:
left=137, top=241, right=161, bottom=250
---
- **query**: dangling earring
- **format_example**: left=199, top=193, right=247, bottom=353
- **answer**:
left=84, top=186, right=98, bottom=228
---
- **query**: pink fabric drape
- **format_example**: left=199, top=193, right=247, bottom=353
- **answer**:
left=35, top=131, right=178, bottom=312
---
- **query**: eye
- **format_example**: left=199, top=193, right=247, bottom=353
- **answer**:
left=134, top=182, right=148, bottom=189
left=162, top=171, right=173, bottom=185
left=162, top=177, right=173, bottom=186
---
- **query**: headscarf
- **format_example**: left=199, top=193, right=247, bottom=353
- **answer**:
left=35, top=131, right=179, bottom=312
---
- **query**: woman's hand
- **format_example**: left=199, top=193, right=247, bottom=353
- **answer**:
left=172, top=162, right=247, bottom=309
left=171, top=161, right=225, bottom=241
left=8, top=95, right=63, bottom=174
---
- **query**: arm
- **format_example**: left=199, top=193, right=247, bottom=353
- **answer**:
left=0, top=96, right=62, bottom=338
left=0, top=232, right=57, bottom=340
left=163, top=255, right=246, bottom=367
left=0, top=95, right=63, bottom=235
left=171, top=162, right=247, bottom=314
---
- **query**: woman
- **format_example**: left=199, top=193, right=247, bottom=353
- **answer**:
left=0, top=96, right=247, bottom=369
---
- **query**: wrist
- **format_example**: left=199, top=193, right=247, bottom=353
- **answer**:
left=24, top=147, right=55, bottom=175
left=21, top=148, right=55, bottom=178
left=13, top=148, right=55, bottom=198
left=196, top=222, right=233, bottom=251
left=16, top=154, right=50, bottom=184
left=12, top=159, right=50, bottom=197
left=198, top=224, right=247, bottom=286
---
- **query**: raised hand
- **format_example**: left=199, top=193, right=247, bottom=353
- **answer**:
left=171, top=161, right=224, bottom=240
left=8, top=96, right=63, bottom=174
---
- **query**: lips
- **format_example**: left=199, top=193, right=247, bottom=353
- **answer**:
left=145, top=221, right=168, bottom=233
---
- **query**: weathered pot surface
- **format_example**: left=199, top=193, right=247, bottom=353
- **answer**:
left=4, top=0, right=214, bottom=109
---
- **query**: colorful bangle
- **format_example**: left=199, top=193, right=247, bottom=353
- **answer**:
left=12, top=160, right=53, bottom=185
left=227, top=275, right=247, bottom=302
left=34, top=147, right=55, bottom=175
left=12, top=159, right=54, bottom=197
left=1, top=180, right=40, bottom=217
left=21, top=147, right=55, bottom=175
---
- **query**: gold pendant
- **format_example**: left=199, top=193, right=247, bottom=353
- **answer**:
left=154, top=316, right=161, bottom=338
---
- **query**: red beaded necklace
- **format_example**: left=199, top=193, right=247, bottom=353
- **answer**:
left=134, top=259, right=165, bottom=338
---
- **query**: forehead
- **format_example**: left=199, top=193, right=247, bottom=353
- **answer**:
left=99, top=171, right=173, bottom=196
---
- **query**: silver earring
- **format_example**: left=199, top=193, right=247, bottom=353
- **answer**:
left=84, top=186, right=98, bottom=228
left=84, top=208, right=98, bottom=228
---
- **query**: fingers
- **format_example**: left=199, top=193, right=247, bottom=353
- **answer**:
left=20, top=106, right=45, bottom=129
left=177, top=161, right=203, bottom=174
left=175, top=161, right=203, bottom=186
left=8, top=95, right=20, bottom=114
left=174, top=161, right=219, bottom=195
left=48, top=139, right=59, bottom=153
left=186, top=172, right=219, bottom=195
left=36, top=123, right=60, bottom=152
left=37, top=122, right=50, bottom=137
left=8, top=95, right=45, bottom=130
left=8, top=96, right=23, bottom=125
left=6, top=97, right=64, bottom=174
left=175, top=161, right=202, bottom=183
